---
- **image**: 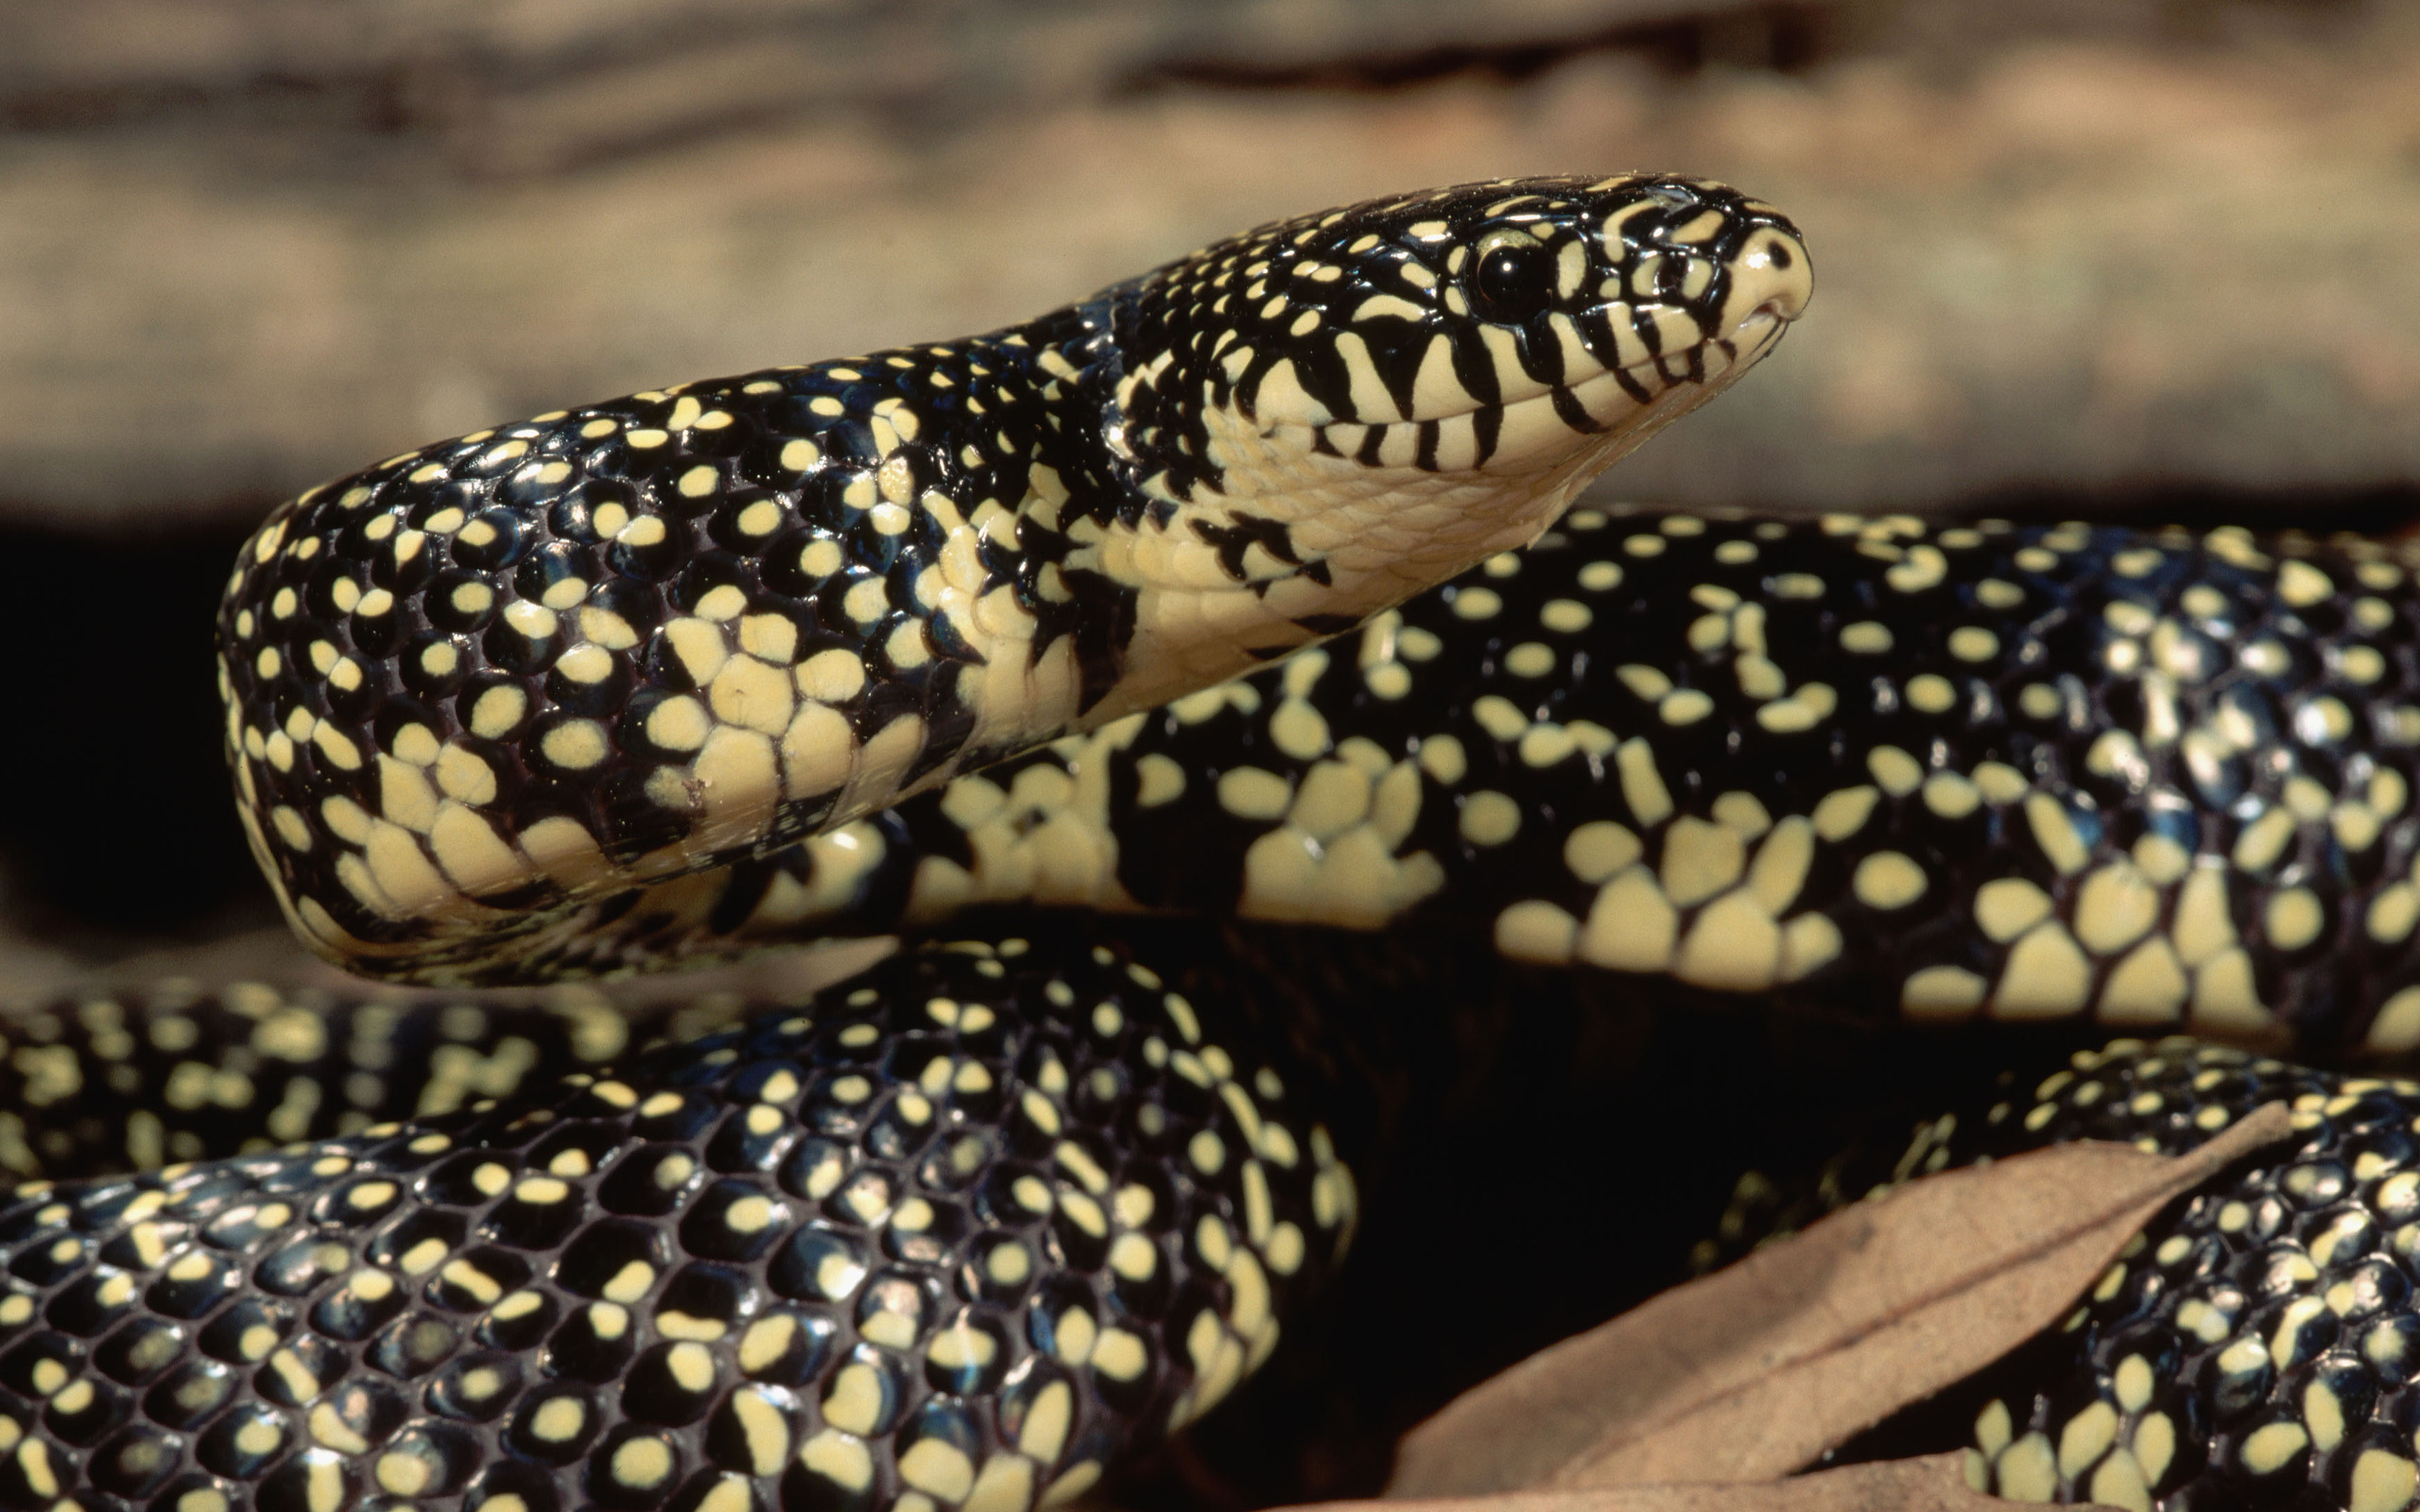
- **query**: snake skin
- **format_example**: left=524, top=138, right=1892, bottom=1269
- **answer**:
left=579, top=510, right=2420, bottom=1057
left=1819, top=1041, right=2420, bottom=1512
left=0, top=933, right=1347, bottom=1512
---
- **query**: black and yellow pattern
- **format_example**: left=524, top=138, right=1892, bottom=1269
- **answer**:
left=80, top=175, right=1817, bottom=1512
left=554, top=510, right=2420, bottom=1054
left=0, top=980, right=695, bottom=1181
left=20, top=169, right=2420, bottom=1512
left=1868, top=1041, right=2420, bottom=1512
left=0, top=935, right=1346, bottom=1512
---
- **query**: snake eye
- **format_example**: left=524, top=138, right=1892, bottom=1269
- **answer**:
left=1470, top=236, right=1553, bottom=323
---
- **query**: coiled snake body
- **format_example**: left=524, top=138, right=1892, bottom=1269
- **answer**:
left=3, top=177, right=2415, bottom=1512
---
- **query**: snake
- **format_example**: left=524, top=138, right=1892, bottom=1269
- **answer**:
left=3, top=172, right=2419, bottom=1512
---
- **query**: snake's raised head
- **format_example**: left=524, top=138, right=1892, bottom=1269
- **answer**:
left=1107, top=176, right=1808, bottom=584
left=1075, top=175, right=1806, bottom=717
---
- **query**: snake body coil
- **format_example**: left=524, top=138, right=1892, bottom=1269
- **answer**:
left=9, top=175, right=2417, bottom=1512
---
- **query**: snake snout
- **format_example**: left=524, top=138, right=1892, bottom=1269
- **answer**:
left=1721, top=222, right=1814, bottom=335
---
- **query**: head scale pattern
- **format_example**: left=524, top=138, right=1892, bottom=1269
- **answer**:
left=1109, top=174, right=1808, bottom=503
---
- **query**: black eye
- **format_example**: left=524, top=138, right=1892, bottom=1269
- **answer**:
left=1472, top=240, right=1551, bottom=322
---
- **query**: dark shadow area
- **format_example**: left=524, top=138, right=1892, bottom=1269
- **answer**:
left=1933, top=479, right=2420, bottom=537
left=1097, top=922, right=2112, bottom=1510
left=0, top=520, right=271, bottom=939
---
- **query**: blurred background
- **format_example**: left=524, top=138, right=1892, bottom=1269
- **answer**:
left=3, top=0, right=2418, bottom=1498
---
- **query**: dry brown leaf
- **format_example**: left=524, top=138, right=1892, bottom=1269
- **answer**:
left=1326, top=1452, right=2117, bottom=1512
left=1389, top=1104, right=2290, bottom=1497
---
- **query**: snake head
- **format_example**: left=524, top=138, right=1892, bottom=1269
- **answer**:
left=1115, top=175, right=1806, bottom=497
left=1091, top=176, right=1808, bottom=695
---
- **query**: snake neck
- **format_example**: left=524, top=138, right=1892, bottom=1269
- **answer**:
left=919, top=278, right=1437, bottom=774
left=930, top=292, right=1164, bottom=758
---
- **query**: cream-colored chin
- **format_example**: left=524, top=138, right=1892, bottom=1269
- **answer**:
left=1080, top=330, right=1761, bottom=738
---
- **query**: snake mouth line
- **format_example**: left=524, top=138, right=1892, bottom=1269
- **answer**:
left=1293, top=305, right=1791, bottom=473
left=1511, top=294, right=1797, bottom=421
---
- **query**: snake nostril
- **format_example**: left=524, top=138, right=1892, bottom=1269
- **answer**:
left=1731, top=232, right=1813, bottom=324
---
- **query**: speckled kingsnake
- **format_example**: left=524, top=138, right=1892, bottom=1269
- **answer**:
left=8, top=175, right=2420, bottom=1512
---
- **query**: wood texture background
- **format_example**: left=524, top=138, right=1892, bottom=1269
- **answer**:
left=6, top=0, right=2418, bottom=531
